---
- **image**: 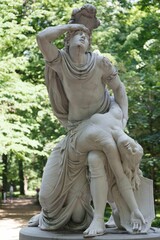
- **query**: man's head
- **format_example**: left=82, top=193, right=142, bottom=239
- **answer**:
left=64, top=4, right=100, bottom=52
left=64, top=29, right=91, bottom=52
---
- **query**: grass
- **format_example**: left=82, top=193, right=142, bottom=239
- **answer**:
left=152, top=204, right=160, bottom=227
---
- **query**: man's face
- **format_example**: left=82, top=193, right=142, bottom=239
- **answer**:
left=69, top=30, right=90, bottom=51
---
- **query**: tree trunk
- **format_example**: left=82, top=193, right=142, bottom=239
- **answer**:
left=18, top=159, right=25, bottom=195
left=24, top=175, right=28, bottom=194
left=2, top=154, right=8, bottom=192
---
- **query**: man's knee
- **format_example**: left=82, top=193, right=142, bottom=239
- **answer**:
left=71, top=201, right=85, bottom=223
left=88, top=151, right=106, bottom=168
left=87, top=151, right=106, bottom=178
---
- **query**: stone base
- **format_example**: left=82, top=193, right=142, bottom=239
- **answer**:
left=19, top=227, right=160, bottom=240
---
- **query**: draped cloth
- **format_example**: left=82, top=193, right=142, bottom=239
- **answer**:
left=45, top=50, right=111, bottom=129
left=45, top=53, right=69, bottom=128
left=38, top=130, right=93, bottom=230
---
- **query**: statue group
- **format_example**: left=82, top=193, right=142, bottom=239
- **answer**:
left=28, top=4, right=155, bottom=238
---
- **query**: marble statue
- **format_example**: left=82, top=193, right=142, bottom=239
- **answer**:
left=28, top=4, right=155, bottom=237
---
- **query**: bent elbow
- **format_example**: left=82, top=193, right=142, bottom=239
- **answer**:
left=115, top=81, right=126, bottom=96
left=36, top=32, right=45, bottom=44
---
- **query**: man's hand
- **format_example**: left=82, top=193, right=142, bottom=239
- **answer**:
left=68, top=24, right=90, bottom=34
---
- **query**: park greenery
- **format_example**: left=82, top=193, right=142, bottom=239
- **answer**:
left=0, top=0, right=159, bottom=219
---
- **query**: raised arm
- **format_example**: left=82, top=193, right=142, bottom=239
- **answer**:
left=36, top=24, right=89, bottom=62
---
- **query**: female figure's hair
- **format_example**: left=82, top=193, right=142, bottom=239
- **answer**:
left=117, top=134, right=143, bottom=191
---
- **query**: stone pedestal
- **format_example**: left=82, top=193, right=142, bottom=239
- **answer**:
left=19, top=227, right=160, bottom=240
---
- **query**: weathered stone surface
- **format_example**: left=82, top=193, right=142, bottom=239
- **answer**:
left=28, top=3, right=155, bottom=238
left=20, top=227, right=160, bottom=240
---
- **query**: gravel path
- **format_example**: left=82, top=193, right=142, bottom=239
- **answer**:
left=0, top=198, right=41, bottom=240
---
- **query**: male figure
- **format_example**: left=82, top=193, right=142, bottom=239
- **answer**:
left=32, top=4, right=129, bottom=237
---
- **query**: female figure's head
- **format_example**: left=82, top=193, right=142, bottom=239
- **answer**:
left=117, top=133, right=143, bottom=191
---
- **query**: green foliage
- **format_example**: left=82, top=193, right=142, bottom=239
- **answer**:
left=0, top=0, right=159, bottom=198
left=0, top=0, right=67, bottom=191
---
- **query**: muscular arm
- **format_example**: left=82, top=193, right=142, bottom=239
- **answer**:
left=36, top=24, right=89, bottom=62
left=36, top=25, right=69, bottom=61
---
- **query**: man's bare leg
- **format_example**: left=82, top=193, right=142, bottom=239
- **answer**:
left=83, top=151, right=107, bottom=237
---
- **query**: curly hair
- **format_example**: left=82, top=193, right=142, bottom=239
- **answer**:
left=117, top=135, right=143, bottom=191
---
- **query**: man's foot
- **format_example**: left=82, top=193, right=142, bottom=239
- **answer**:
left=28, top=213, right=40, bottom=227
left=83, top=217, right=106, bottom=238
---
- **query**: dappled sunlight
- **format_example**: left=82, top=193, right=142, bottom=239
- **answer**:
left=0, top=198, right=40, bottom=240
